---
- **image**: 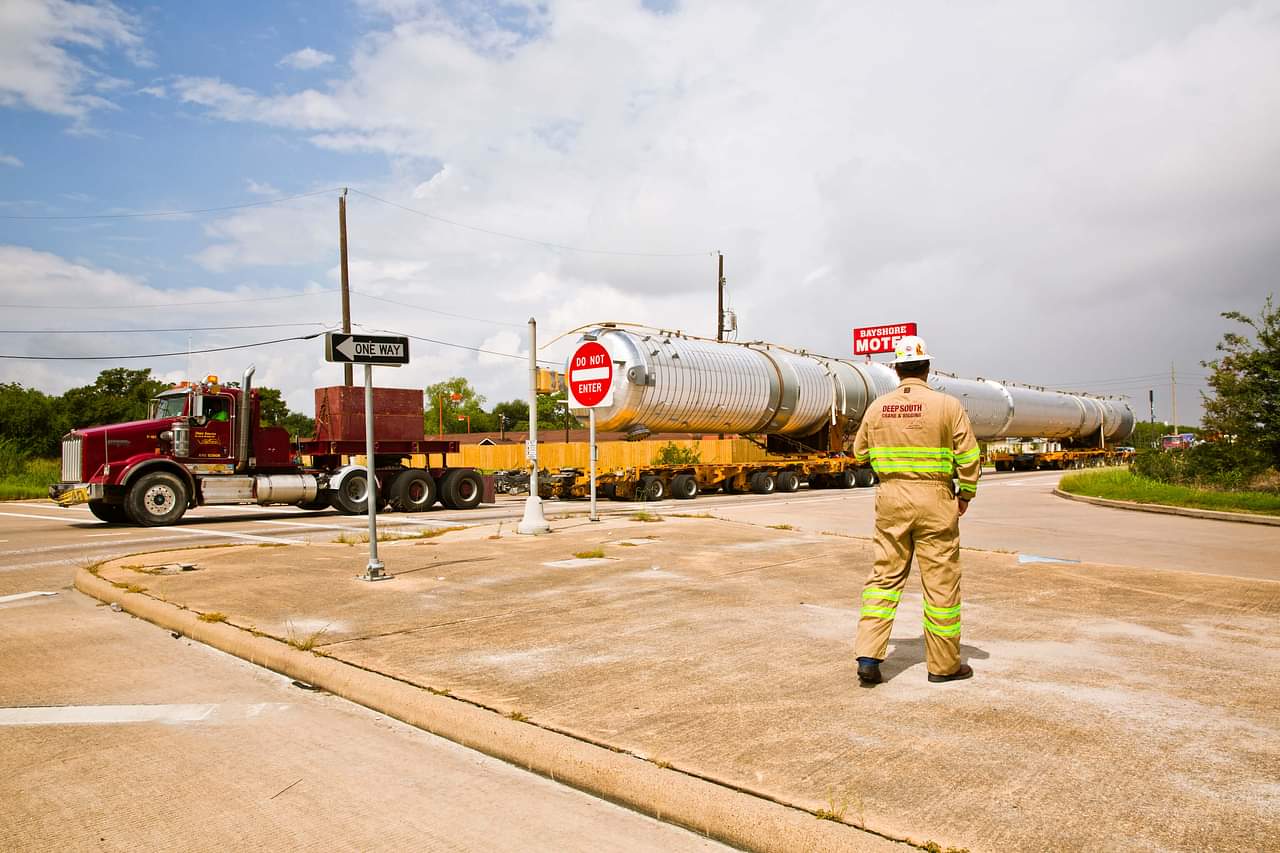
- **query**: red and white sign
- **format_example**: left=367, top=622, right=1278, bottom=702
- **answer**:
left=568, top=341, right=613, bottom=408
left=853, top=322, right=918, bottom=356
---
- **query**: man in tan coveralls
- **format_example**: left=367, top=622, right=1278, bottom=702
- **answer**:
left=851, top=335, right=980, bottom=686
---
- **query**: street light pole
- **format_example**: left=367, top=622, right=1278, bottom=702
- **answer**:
left=517, top=318, right=550, bottom=535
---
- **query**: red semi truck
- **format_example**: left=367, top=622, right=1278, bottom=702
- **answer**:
left=49, top=366, right=490, bottom=526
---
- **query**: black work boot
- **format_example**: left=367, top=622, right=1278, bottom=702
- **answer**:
left=927, top=663, right=974, bottom=683
left=857, top=658, right=883, bottom=686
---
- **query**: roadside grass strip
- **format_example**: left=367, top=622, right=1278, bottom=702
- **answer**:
left=1059, top=469, right=1280, bottom=517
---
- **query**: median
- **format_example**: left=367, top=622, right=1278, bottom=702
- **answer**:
left=1058, top=468, right=1280, bottom=517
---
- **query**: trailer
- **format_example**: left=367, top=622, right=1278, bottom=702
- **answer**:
left=539, top=325, right=1136, bottom=503
left=987, top=440, right=1136, bottom=471
left=49, top=366, right=492, bottom=526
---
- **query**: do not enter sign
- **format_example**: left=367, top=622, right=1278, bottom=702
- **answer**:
left=568, top=341, right=613, bottom=408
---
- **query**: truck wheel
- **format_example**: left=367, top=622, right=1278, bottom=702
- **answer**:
left=637, top=476, right=665, bottom=501
left=331, top=471, right=377, bottom=515
left=808, top=473, right=829, bottom=489
left=833, top=469, right=857, bottom=489
left=750, top=472, right=776, bottom=495
left=775, top=471, right=800, bottom=493
left=126, top=471, right=188, bottom=527
left=440, top=470, right=483, bottom=510
left=393, top=469, right=437, bottom=512
left=670, top=474, right=698, bottom=500
left=88, top=500, right=131, bottom=525
left=295, top=495, right=329, bottom=511
left=853, top=468, right=875, bottom=488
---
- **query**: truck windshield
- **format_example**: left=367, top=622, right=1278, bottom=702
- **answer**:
left=150, top=393, right=188, bottom=419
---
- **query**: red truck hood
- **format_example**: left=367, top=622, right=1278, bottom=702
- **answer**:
left=70, top=417, right=180, bottom=480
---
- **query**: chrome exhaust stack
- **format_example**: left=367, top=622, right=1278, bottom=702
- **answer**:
left=237, top=365, right=255, bottom=473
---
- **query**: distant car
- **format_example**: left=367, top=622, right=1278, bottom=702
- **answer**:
left=1115, top=446, right=1136, bottom=453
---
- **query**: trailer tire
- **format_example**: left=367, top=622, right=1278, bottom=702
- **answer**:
left=808, top=473, right=829, bottom=489
left=126, top=471, right=189, bottom=527
left=670, top=474, right=698, bottom=500
left=440, top=470, right=483, bottom=510
left=331, top=471, right=378, bottom=515
left=833, top=469, right=857, bottom=489
left=639, top=476, right=665, bottom=501
left=393, top=469, right=437, bottom=512
left=88, top=500, right=131, bottom=524
left=750, top=472, right=776, bottom=494
left=853, top=468, right=876, bottom=488
left=775, top=471, right=800, bottom=493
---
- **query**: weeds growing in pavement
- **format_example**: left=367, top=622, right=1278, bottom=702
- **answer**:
left=768, top=523, right=795, bottom=530
left=198, top=611, right=228, bottom=623
left=671, top=512, right=715, bottom=519
left=285, top=621, right=330, bottom=651
left=573, top=548, right=606, bottom=559
left=629, top=511, right=663, bottom=523
left=507, top=711, right=528, bottom=722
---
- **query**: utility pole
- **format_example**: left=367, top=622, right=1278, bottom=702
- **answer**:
left=716, top=252, right=725, bottom=341
left=339, top=188, right=353, bottom=386
left=1171, top=363, right=1177, bottom=435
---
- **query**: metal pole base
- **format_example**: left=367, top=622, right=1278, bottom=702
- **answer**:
left=358, top=560, right=393, bottom=582
left=516, top=495, right=551, bottom=535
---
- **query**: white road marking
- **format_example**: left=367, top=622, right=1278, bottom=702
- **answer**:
left=0, top=510, right=98, bottom=524
left=0, top=590, right=57, bottom=604
left=0, top=703, right=291, bottom=726
left=0, top=510, right=297, bottom=545
left=86, top=532, right=132, bottom=537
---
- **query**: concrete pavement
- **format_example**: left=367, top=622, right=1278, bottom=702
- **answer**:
left=77, top=511, right=1280, bottom=852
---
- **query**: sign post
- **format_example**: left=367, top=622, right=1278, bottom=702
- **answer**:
left=567, top=340, right=614, bottom=523
left=852, top=323, right=918, bottom=357
left=325, top=332, right=409, bottom=580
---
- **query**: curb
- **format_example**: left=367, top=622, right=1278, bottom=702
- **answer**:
left=75, top=568, right=908, bottom=853
left=1053, top=488, right=1280, bottom=527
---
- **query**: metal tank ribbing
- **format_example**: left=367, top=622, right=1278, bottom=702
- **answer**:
left=567, top=327, right=1135, bottom=443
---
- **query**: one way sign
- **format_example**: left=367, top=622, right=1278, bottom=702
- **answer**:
left=325, top=333, right=410, bottom=366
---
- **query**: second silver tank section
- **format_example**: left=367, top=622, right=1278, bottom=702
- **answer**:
left=568, top=328, right=1135, bottom=443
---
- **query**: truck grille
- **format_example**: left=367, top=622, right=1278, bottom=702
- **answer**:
left=61, top=436, right=82, bottom=483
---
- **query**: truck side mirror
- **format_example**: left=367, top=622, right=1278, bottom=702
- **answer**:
left=190, top=394, right=206, bottom=424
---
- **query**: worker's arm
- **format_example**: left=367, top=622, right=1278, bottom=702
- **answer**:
left=951, top=403, right=980, bottom=509
left=852, top=416, right=872, bottom=466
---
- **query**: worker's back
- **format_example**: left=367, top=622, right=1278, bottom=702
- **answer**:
left=855, top=377, right=977, bottom=488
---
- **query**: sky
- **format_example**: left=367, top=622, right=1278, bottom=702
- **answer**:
left=2, top=0, right=1278, bottom=426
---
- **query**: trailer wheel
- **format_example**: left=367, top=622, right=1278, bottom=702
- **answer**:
left=833, top=469, right=857, bottom=489
left=440, top=470, right=483, bottom=510
left=393, top=469, right=437, bottom=512
left=638, top=476, right=666, bottom=501
left=126, top=471, right=188, bottom=527
left=808, top=473, right=829, bottom=489
left=331, top=471, right=377, bottom=515
left=853, top=468, right=876, bottom=488
left=775, top=471, right=800, bottom=493
left=670, top=474, right=698, bottom=500
left=750, top=472, right=776, bottom=494
left=88, top=500, right=131, bottom=524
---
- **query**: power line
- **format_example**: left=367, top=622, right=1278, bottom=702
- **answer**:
left=0, top=187, right=343, bottom=221
left=350, top=289, right=523, bottom=328
left=355, top=323, right=561, bottom=367
left=0, top=332, right=325, bottom=361
left=0, top=322, right=332, bottom=334
left=348, top=188, right=714, bottom=258
left=0, top=288, right=340, bottom=311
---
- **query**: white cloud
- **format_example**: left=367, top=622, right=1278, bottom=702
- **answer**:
left=163, top=2, right=1280, bottom=421
left=0, top=153, right=23, bottom=168
left=278, top=47, right=335, bottom=70
left=0, top=0, right=144, bottom=120
left=245, top=179, right=281, bottom=196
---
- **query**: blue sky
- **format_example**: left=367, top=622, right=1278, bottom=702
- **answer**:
left=3, top=0, right=1277, bottom=420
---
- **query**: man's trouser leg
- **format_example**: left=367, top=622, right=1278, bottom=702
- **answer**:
left=854, top=482, right=914, bottom=660
left=913, top=482, right=963, bottom=675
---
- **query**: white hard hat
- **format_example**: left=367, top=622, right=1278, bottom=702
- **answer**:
left=892, top=335, right=931, bottom=364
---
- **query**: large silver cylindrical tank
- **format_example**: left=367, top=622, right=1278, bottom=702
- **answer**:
left=567, top=327, right=1134, bottom=443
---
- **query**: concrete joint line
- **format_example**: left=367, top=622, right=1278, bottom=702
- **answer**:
left=73, top=568, right=910, bottom=853
left=1053, top=488, right=1280, bottom=526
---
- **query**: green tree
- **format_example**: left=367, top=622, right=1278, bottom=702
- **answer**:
left=0, top=382, right=63, bottom=457
left=653, top=441, right=701, bottom=465
left=425, top=377, right=497, bottom=434
left=59, top=368, right=167, bottom=431
left=256, top=387, right=315, bottom=439
left=1201, top=295, right=1280, bottom=467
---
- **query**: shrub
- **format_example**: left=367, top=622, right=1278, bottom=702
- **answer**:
left=653, top=441, right=700, bottom=466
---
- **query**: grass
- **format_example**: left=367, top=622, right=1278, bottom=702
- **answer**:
left=629, top=511, right=663, bottom=523
left=334, top=525, right=465, bottom=545
left=285, top=621, right=330, bottom=651
left=109, top=581, right=146, bottom=594
left=573, top=548, right=606, bottom=559
left=1059, top=469, right=1280, bottom=517
left=0, top=457, right=59, bottom=501
left=767, top=523, right=795, bottom=530
left=198, top=611, right=228, bottom=623
left=506, top=710, right=528, bottom=722
left=671, top=512, right=715, bottom=519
